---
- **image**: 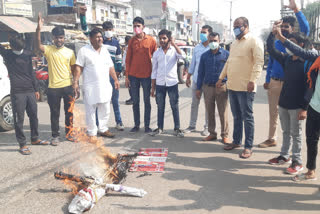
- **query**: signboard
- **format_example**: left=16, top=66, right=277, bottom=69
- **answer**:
left=76, top=0, right=92, bottom=6
left=4, top=3, right=32, bottom=17
left=50, top=0, right=74, bottom=7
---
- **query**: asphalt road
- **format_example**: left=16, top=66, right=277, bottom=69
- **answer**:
left=1, top=71, right=320, bottom=214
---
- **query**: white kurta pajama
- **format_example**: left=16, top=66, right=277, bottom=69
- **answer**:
left=76, top=44, right=114, bottom=136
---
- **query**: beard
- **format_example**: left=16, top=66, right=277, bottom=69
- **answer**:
left=281, top=30, right=290, bottom=38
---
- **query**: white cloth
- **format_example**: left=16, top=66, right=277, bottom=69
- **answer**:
left=76, top=44, right=114, bottom=105
left=151, top=46, right=183, bottom=86
left=85, top=101, right=110, bottom=136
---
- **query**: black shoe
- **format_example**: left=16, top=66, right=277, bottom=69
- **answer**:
left=125, top=99, right=133, bottom=105
left=130, top=126, right=140, bottom=133
left=149, top=128, right=163, bottom=136
left=145, top=127, right=152, bottom=133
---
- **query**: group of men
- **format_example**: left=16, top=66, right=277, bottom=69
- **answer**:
left=3, top=0, right=320, bottom=184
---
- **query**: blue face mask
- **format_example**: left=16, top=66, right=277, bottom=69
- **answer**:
left=200, top=33, right=208, bottom=43
left=233, top=26, right=243, bottom=37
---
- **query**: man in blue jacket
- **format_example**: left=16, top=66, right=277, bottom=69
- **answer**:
left=259, top=0, right=310, bottom=148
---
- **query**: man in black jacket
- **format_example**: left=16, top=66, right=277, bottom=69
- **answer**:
left=0, top=35, right=49, bottom=155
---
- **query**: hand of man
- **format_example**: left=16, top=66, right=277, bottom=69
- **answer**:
left=79, top=5, right=87, bottom=15
left=272, top=20, right=282, bottom=35
left=35, top=92, right=40, bottom=100
left=125, top=77, right=130, bottom=88
left=196, top=90, right=201, bottom=100
left=170, top=37, right=176, bottom=46
left=151, top=88, right=155, bottom=97
left=216, top=79, right=223, bottom=88
left=247, top=81, right=255, bottom=92
left=72, top=81, right=80, bottom=99
left=285, top=0, right=298, bottom=11
left=37, top=13, right=43, bottom=29
left=186, top=78, right=191, bottom=88
left=263, top=82, right=270, bottom=90
left=114, top=80, right=120, bottom=90
left=298, top=110, right=307, bottom=120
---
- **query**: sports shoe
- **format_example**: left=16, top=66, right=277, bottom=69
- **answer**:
left=125, top=99, right=133, bottom=105
left=100, top=130, right=115, bottom=138
left=174, top=129, right=184, bottom=138
left=258, top=139, right=277, bottom=148
left=286, top=162, right=304, bottom=175
left=184, top=126, right=196, bottom=133
left=50, top=137, right=59, bottom=146
left=201, top=128, right=209, bottom=136
left=268, top=156, right=292, bottom=165
left=149, top=128, right=163, bottom=136
left=116, top=123, right=124, bottom=131
left=130, top=126, right=140, bottom=133
left=145, top=127, right=152, bottom=133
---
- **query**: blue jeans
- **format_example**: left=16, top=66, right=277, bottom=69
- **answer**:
left=96, top=76, right=122, bottom=126
left=228, top=90, right=255, bottom=149
left=129, top=75, right=151, bottom=128
left=156, top=84, right=180, bottom=130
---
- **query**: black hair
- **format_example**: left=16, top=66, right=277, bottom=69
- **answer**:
left=9, top=35, right=25, bottom=51
left=133, top=17, right=144, bottom=25
left=125, top=35, right=131, bottom=43
left=158, top=29, right=172, bottom=40
left=209, top=32, right=220, bottom=39
left=89, top=28, right=103, bottom=38
left=102, top=21, right=114, bottom=30
left=51, top=26, right=65, bottom=36
left=282, top=16, right=296, bottom=27
left=202, top=25, right=213, bottom=34
left=235, top=17, right=249, bottom=27
left=287, top=32, right=308, bottom=48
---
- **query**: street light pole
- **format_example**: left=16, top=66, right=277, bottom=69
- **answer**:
left=197, top=0, right=200, bottom=42
left=229, top=1, right=232, bottom=38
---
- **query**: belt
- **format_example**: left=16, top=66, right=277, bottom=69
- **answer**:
left=271, top=77, right=283, bottom=81
left=206, top=83, right=216, bottom=87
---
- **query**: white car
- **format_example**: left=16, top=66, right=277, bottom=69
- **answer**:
left=0, top=55, right=13, bottom=131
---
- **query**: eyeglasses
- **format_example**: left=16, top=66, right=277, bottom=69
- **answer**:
left=280, top=25, right=290, bottom=29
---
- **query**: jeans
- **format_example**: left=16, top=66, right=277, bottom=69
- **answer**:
left=306, top=106, right=320, bottom=170
left=189, top=81, right=208, bottom=128
left=47, top=85, right=74, bottom=138
left=11, top=92, right=39, bottom=148
left=156, top=84, right=180, bottom=130
left=129, top=75, right=151, bottom=128
left=96, top=77, right=122, bottom=126
left=228, top=90, right=255, bottom=149
left=279, top=107, right=303, bottom=164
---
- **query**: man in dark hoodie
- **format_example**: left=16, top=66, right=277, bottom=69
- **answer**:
left=266, top=21, right=308, bottom=175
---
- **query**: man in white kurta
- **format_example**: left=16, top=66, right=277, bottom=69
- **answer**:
left=73, top=28, right=119, bottom=138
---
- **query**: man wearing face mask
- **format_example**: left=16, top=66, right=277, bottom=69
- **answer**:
left=36, top=13, right=77, bottom=145
left=0, top=35, right=49, bottom=155
left=184, top=25, right=212, bottom=136
left=216, top=17, right=264, bottom=159
left=125, top=17, right=157, bottom=133
left=259, top=0, right=310, bottom=148
left=196, top=32, right=229, bottom=143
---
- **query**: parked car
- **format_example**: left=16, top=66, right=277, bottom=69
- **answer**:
left=177, top=45, right=194, bottom=84
left=0, top=55, right=13, bottom=131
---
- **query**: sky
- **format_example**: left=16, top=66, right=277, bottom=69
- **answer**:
left=175, top=0, right=286, bottom=36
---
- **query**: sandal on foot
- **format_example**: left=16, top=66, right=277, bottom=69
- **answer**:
left=239, top=149, right=253, bottom=159
left=19, top=147, right=32, bottom=155
left=224, top=143, right=240, bottom=151
left=31, top=139, right=50, bottom=145
left=292, top=173, right=317, bottom=182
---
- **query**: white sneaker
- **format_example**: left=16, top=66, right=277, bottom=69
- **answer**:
left=201, top=128, right=209, bottom=136
left=184, top=126, right=196, bottom=133
left=116, top=123, right=124, bottom=131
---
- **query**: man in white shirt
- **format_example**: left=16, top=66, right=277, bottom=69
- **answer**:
left=150, top=29, right=184, bottom=137
left=72, top=28, right=120, bottom=141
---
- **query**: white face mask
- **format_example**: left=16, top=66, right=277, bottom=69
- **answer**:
left=209, top=42, right=220, bottom=50
left=104, top=31, right=113, bottom=38
left=285, top=48, right=294, bottom=56
left=12, top=49, right=23, bottom=55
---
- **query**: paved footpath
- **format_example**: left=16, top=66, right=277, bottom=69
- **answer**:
left=1, top=71, right=320, bottom=214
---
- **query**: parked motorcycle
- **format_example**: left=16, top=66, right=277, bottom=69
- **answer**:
left=35, top=66, right=48, bottom=102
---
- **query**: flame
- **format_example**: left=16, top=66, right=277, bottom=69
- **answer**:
left=56, top=97, right=123, bottom=194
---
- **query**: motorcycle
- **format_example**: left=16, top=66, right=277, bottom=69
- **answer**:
left=35, top=66, right=48, bottom=102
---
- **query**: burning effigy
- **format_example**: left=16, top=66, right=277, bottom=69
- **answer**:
left=54, top=99, right=147, bottom=214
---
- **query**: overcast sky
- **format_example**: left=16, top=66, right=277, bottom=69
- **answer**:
left=175, top=0, right=288, bottom=36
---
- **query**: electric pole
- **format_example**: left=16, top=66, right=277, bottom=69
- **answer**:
left=229, top=1, right=232, bottom=37
left=197, top=0, right=200, bottom=42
